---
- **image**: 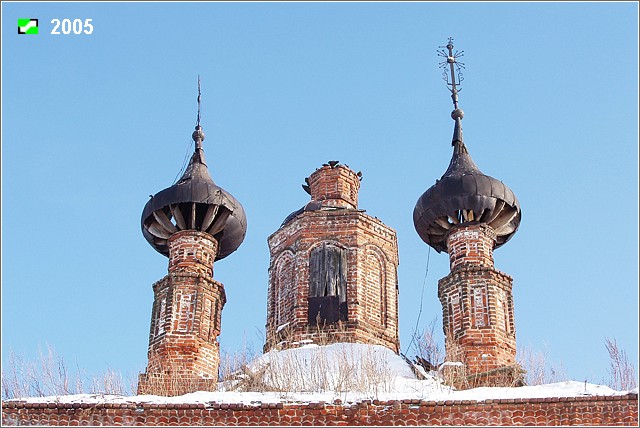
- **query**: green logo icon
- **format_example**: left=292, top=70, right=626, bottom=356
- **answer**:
left=18, top=18, right=38, bottom=34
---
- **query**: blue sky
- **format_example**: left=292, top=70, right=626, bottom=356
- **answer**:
left=2, top=2, right=638, bottom=387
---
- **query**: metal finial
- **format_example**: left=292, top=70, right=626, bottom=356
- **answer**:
left=438, top=38, right=465, bottom=144
left=437, top=37, right=465, bottom=112
left=193, top=75, right=205, bottom=145
left=196, top=75, right=202, bottom=127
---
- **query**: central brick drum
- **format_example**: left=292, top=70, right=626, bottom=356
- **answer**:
left=264, top=162, right=400, bottom=353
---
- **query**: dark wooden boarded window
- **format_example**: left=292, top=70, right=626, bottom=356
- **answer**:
left=308, top=243, right=347, bottom=325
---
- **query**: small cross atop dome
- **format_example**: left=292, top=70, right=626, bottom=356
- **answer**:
left=413, top=39, right=521, bottom=253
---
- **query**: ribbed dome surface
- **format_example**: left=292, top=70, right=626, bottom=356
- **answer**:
left=413, top=141, right=521, bottom=253
left=141, top=128, right=246, bottom=260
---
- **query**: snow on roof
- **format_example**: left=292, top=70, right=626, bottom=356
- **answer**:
left=7, top=343, right=633, bottom=405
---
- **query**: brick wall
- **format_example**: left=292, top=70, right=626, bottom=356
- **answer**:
left=308, top=164, right=361, bottom=209
left=439, top=223, right=519, bottom=386
left=266, top=211, right=400, bottom=353
left=446, top=224, right=496, bottom=270
left=3, top=393, right=637, bottom=426
left=138, top=231, right=225, bottom=396
left=265, top=164, right=399, bottom=353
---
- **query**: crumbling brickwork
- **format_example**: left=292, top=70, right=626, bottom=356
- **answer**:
left=307, top=163, right=360, bottom=209
left=138, top=230, right=225, bottom=396
left=439, top=223, right=520, bottom=387
left=265, top=164, right=399, bottom=353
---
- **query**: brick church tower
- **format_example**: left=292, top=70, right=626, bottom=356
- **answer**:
left=413, top=40, right=523, bottom=387
left=137, top=84, right=247, bottom=396
left=265, top=162, right=399, bottom=353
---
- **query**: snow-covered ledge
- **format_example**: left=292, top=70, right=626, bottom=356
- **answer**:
left=3, top=344, right=638, bottom=426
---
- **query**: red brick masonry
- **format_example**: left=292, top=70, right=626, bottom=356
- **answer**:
left=3, top=393, right=637, bottom=426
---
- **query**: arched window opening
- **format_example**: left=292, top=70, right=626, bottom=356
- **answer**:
left=308, top=243, right=348, bottom=325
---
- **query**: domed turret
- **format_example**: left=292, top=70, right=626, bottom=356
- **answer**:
left=412, top=40, right=524, bottom=388
left=412, top=138, right=521, bottom=253
left=413, top=40, right=520, bottom=253
left=138, top=80, right=247, bottom=396
left=141, top=92, right=246, bottom=261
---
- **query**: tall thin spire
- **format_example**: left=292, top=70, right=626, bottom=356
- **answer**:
left=438, top=37, right=465, bottom=145
left=192, top=75, right=205, bottom=150
left=196, top=75, right=202, bottom=128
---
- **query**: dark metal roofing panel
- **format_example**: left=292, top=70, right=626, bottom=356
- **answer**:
left=475, top=174, right=492, bottom=197
left=280, top=200, right=350, bottom=228
left=141, top=149, right=247, bottom=261
left=413, top=141, right=521, bottom=253
left=461, top=174, right=477, bottom=195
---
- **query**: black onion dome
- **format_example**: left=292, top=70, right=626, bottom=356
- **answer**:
left=414, top=38, right=520, bottom=253
left=413, top=140, right=521, bottom=253
left=142, top=126, right=247, bottom=260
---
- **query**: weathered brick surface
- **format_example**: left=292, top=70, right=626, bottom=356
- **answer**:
left=138, top=231, right=225, bottom=396
left=3, top=394, right=637, bottom=426
left=308, top=164, right=361, bottom=209
left=439, top=223, right=520, bottom=386
left=264, top=164, right=400, bottom=353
